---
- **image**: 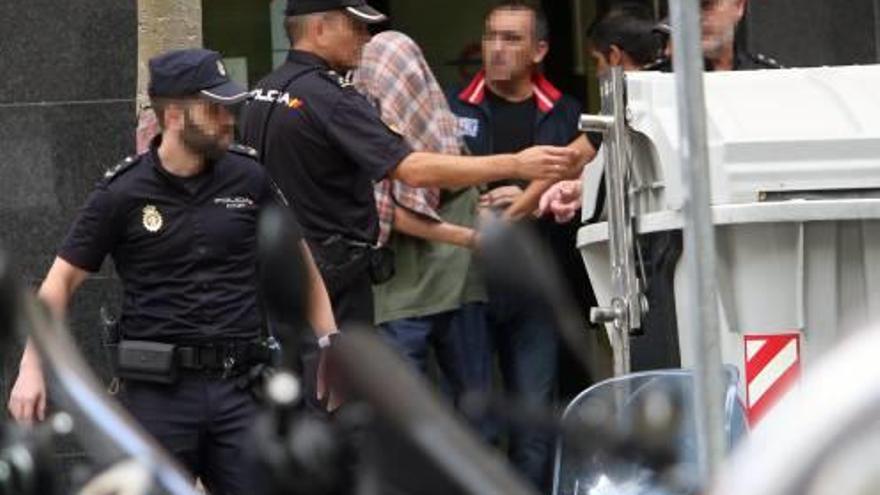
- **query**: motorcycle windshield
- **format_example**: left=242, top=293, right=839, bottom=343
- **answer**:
left=552, top=367, right=747, bottom=495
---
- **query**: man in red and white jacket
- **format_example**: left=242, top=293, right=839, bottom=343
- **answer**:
left=446, top=2, right=598, bottom=491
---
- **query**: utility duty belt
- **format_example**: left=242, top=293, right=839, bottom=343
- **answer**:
left=115, top=339, right=275, bottom=384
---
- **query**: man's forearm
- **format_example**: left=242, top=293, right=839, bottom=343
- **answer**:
left=300, top=242, right=337, bottom=338
left=393, top=152, right=517, bottom=189
left=504, top=180, right=554, bottom=221
left=23, top=257, right=86, bottom=369
left=571, top=134, right=597, bottom=167
left=393, top=208, right=476, bottom=248
left=19, top=340, right=41, bottom=370
left=37, top=264, right=80, bottom=321
left=503, top=136, right=596, bottom=220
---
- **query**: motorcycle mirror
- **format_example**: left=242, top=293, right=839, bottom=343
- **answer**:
left=334, top=328, right=538, bottom=495
left=257, top=205, right=309, bottom=344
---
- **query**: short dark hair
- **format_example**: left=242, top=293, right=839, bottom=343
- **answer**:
left=283, top=16, right=300, bottom=45
left=586, top=3, right=661, bottom=66
left=150, top=97, right=172, bottom=130
left=283, top=12, right=329, bottom=45
left=486, top=0, right=550, bottom=43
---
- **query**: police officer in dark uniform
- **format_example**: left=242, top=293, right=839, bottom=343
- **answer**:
left=7, top=48, right=339, bottom=494
left=241, top=0, right=581, bottom=329
left=645, top=0, right=783, bottom=72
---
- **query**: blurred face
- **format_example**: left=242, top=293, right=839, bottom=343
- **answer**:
left=590, top=45, right=641, bottom=78
left=701, top=0, right=745, bottom=58
left=591, top=50, right=611, bottom=78
left=482, top=8, right=548, bottom=84
left=320, top=11, right=370, bottom=70
left=179, top=100, right=235, bottom=160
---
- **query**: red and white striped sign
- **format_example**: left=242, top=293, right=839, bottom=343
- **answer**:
left=744, top=333, right=801, bottom=426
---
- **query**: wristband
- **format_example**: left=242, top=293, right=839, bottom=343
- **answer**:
left=318, top=331, right=341, bottom=349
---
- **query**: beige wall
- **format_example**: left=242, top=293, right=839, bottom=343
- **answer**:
left=137, top=0, right=203, bottom=110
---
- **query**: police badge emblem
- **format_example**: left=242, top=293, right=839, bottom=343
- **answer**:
left=142, top=205, right=163, bottom=233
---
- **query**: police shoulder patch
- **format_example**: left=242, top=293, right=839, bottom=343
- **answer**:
left=322, top=70, right=354, bottom=89
left=228, top=143, right=260, bottom=160
left=103, top=154, right=141, bottom=182
left=753, top=52, right=784, bottom=69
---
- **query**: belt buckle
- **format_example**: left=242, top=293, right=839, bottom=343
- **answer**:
left=220, top=343, right=238, bottom=379
left=203, top=343, right=238, bottom=379
left=221, top=355, right=237, bottom=379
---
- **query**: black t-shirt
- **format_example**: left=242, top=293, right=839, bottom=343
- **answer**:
left=486, top=90, right=536, bottom=190
left=241, top=50, right=413, bottom=245
left=58, top=139, right=291, bottom=343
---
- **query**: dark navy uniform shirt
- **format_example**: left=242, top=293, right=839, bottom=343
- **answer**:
left=240, top=49, right=412, bottom=245
left=59, top=137, right=289, bottom=343
left=643, top=45, right=784, bottom=72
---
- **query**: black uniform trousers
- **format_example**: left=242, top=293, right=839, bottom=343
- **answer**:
left=120, top=373, right=259, bottom=495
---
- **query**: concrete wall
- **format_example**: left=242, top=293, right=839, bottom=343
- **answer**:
left=0, top=0, right=200, bottom=484
left=138, top=0, right=203, bottom=109
left=0, top=0, right=138, bottom=478
left=0, top=0, right=138, bottom=379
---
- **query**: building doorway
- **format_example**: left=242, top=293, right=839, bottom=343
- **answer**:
left=201, top=0, right=663, bottom=111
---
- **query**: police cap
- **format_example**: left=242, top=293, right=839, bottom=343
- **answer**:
left=148, top=48, right=249, bottom=105
left=285, top=0, right=388, bottom=24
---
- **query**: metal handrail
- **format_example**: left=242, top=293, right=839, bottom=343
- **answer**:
left=581, top=67, right=645, bottom=377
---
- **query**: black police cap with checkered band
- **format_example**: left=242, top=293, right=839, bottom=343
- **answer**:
left=148, top=49, right=249, bottom=105
left=285, top=0, right=387, bottom=24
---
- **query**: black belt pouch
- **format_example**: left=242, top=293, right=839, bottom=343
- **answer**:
left=116, top=340, right=179, bottom=385
left=311, top=235, right=397, bottom=288
left=369, top=245, right=395, bottom=285
left=310, top=235, right=371, bottom=291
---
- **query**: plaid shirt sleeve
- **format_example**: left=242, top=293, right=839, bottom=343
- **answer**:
left=374, top=179, right=443, bottom=247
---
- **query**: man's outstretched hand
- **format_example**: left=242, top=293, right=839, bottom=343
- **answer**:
left=514, top=146, right=580, bottom=181
left=8, top=358, right=47, bottom=425
left=538, top=179, right=583, bottom=223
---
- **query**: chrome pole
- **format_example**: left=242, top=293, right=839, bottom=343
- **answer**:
left=581, top=67, right=642, bottom=376
left=669, top=0, right=726, bottom=482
